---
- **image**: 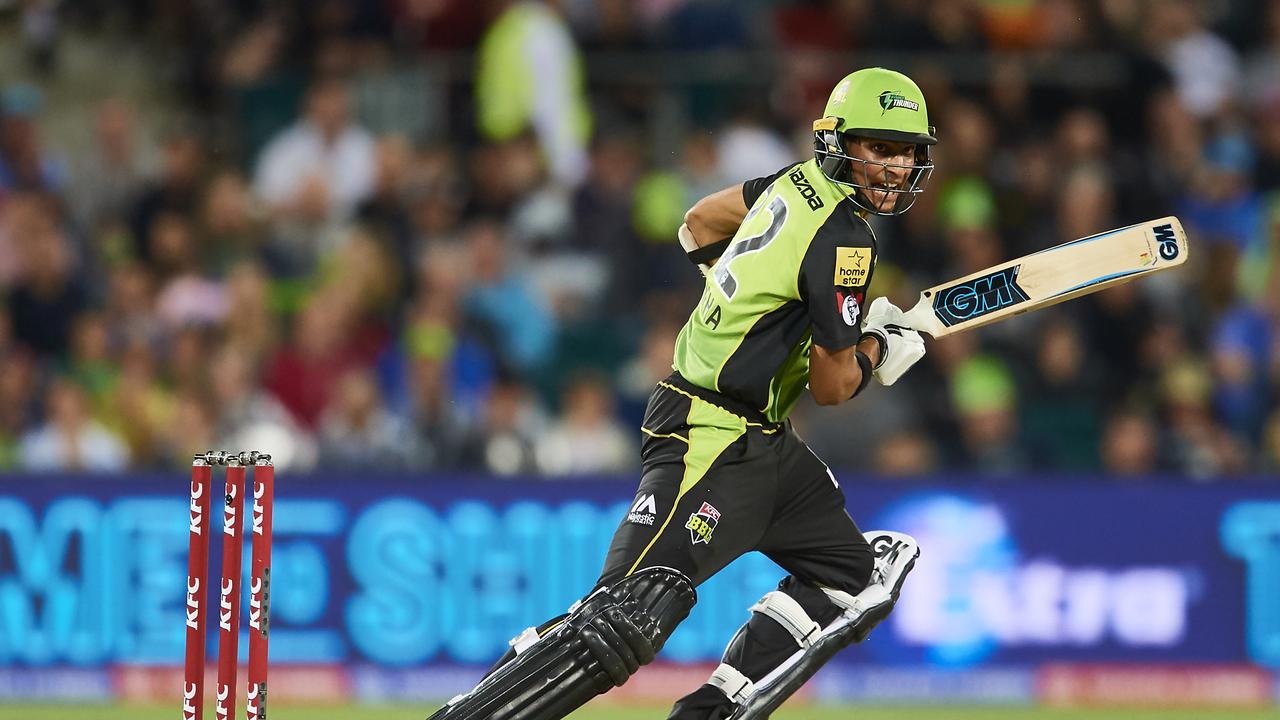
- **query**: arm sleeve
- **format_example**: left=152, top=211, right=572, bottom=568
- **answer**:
left=799, top=205, right=876, bottom=351
left=741, top=164, right=795, bottom=208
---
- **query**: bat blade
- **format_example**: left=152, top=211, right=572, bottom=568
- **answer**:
left=899, top=216, right=1188, bottom=337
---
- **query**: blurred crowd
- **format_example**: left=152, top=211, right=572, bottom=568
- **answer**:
left=0, top=0, right=1278, bottom=479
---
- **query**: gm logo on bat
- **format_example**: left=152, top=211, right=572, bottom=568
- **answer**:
left=931, top=265, right=1030, bottom=327
left=1152, top=222, right=1179, bottom=261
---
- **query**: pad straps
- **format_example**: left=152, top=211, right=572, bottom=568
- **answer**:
left=708, top=663, right=756, bottom=704
left=749, top=591, right=821, bottom=648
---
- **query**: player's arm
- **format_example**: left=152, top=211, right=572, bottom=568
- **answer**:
left=684, top=185, right=749, bottom=254
left=680, top=165, right=794, bottom=269
left=801, top=210, right=926, bottom=405
left=809, top=338, right=882, bottom=405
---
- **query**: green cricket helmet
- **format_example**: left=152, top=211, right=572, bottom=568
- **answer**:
left=814, top=67, right=937, bottom=215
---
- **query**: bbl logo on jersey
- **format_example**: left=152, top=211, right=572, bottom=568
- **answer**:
left=686, top=502, right=720, bottom=545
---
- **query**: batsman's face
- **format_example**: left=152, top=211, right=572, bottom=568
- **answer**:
left=847, top=137, right=917, bottom=212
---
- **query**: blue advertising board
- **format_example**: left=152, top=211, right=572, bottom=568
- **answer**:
left=0, top=474, right=1277, bottom=672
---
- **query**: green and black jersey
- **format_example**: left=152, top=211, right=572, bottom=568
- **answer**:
left=673, top=158, right=878, bottom=423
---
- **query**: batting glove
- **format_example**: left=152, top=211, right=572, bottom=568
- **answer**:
left=860, top=297, right=926, bottom=386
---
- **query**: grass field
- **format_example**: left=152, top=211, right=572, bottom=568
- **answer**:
left=6, top=705, right=1279, bottom=720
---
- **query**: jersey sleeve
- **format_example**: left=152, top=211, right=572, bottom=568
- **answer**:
left=741, top=164, right=795, bottom=209
left=798, top=204, right=876, bottom=351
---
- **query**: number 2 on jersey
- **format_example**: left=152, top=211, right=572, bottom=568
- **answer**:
left=713, top=196, right=789, bottom=301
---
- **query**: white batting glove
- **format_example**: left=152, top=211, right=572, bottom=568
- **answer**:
left=860, top=297, right=927, bottom=386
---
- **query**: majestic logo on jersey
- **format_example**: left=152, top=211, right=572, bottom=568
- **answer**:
left=839, top=291, right=861, bottom=327
left=931, top=265, right=1030, bottom=327
left=879, top=90, right=920, bottom=114
left=686, top=502, right=720, bottom=545
left=628, top=494, right=657, bottom=526
left=835, top=248, right=872, bottom=287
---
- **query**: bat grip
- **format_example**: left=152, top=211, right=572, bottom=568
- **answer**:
left=898, top=295, right=938, bottom=337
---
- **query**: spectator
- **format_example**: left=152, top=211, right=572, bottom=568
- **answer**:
left=166, top=325, right=209, bottom=398
left=407, top=147, right=466, bottom=252
left=1021, top=319, right=1103, bottom=471
left=1149, top=0, right=1241, bottom=119
left=201, top=170, right=269, bottom=275
left=875, top=429, right=939, bottom=477
left=107, top=340, right=175, bottom=468
left=129, top=127, right=204, bottom=264
left=104, top=261, right=162, bottom=350
left=1100, top=410, right=1160, bottom=476
left=163, top=391, right=218, bottom=468
left=1159, top=358, right=1249, bottom=478
left=535, top=372, right=633, bottom=476
left=1261, top=410, right=1280, bottom=472
left=318, top=368, right=419, bottom=470
left=1210, top=299, right=1274, bottom=442
left=406, top=349, right=471, bottom=470
left=20, top=379, right=128, bottom=471
left=0, top=84, right=66, bottom=193
left=221, top=261, right=278, bottom=365
left=0, top=349, right=37, bottom=470
left=461, top=220, right=556, bottom=377
left=952, top=355, right=1028, bottom=474
left=475, top=0, right=591, bottom=188
left=263, top=291, right=363, bottom=428
left=5, top=199, right=86, bottom=357
left=460, top=377, right=547, bottom=476
left=211, top=343, right=316, bottom=471
left=616, top=321, right=679, bottom=427
left=67, top=311, right=117, bottom=406
left=714, top=111, right=794, bottom=186
left=253, top=76, right=376, bottom=228
left=151, top=212, right=228, bottom=329
left=356, top=134, right=417, bottom=311
left=70, top=97, right=155, bottom=237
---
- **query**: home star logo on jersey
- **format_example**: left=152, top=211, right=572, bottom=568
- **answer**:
left=835, top=247, right=871, bottom=287
left=879, top=90, right=920, bottom=114
left=686, top=502, right=720, bottom=545
left=628, top=494, right=657, bottom=525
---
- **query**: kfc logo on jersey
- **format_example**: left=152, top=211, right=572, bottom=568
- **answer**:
left=628, top=494, right=657, bottom=525
left=838, top=291, right=862, bottom=327
left=686, top=502, right=720, bottom=545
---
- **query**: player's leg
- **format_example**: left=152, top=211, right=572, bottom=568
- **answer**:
left=428, top=387, right=777, bottom=720
left=669, top=435, right=919, bottom=720
left=720, top=529, right=917, bottom=719
left=427, top=565, right=696, bottom=720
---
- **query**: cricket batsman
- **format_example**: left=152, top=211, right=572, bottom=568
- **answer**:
left=429, top=67, right=935, bottom=720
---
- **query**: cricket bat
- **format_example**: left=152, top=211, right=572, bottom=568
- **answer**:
left=898, top=216, right=1188, bottom=337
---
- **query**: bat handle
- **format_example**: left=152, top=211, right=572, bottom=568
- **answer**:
left=898, top=294, right=938, bottom=337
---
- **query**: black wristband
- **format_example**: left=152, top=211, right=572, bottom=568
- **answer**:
left=852, top=350, right=874, bottom=398
left=858, top=331, right=887, bottom=369
left=688, top=238, right=731, bottom=266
